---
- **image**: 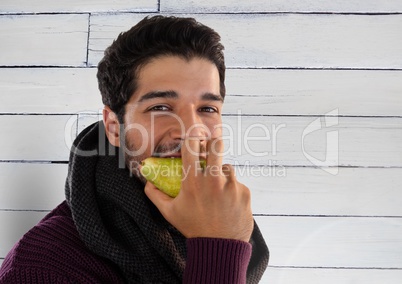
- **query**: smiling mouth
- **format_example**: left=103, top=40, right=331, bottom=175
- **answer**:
left=153, top=152, right=207, bottom=160
left=156, top=152, right=182, bottom=158
left=153, top=142, right=207, bottom=160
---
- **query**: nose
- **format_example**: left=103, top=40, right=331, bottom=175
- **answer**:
left=169, top=108, right=209, bottom=140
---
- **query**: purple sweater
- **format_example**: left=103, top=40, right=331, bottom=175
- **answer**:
left=0, top=202, right=252, bottom=283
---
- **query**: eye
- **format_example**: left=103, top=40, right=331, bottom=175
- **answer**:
left=148, top=105, right=171, bottom=112
left=199, top=106, right=218, bottom=113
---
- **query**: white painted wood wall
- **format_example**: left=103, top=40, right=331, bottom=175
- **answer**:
left=1, top=1, right=401, bottom=283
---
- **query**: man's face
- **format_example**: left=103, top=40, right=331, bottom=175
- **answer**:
left=120, top=55, right=223, bottom=179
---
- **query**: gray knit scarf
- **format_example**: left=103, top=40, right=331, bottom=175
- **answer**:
left=65, top=122, right=269, bottom=283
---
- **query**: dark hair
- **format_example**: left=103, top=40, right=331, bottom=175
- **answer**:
left=97, top=15, right=226, bottom=123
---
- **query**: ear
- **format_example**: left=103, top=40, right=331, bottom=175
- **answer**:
left=103, top=106, right=121, bottom=147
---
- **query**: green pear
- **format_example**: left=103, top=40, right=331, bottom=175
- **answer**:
left=140, top=157, right=206, bottom=198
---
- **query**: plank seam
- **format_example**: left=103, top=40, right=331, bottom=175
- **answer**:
left=0, top=65, right=89, bottom=68
left=85, top=14, right=91, bottom=67
left=0, top=12, right=90, bottom=16
left=0, top=66, right=401, bottom=72
left=164, top=12, right=402, bottom=16
left=0, top=113, right=401, bottom=118
left=254, top=214, right=402, bottom=218
left=0, top=209, right=52, bottom=212
left=0, top=66, right=96, bottom=69
left=0, top=160, right=68, bottom=164
left=239, top=165, right=402, bottom=169
left=0, top=113, right=81, bottom=116
left=1, top=210, right=400, bottom=218
left=0, top=161, right=400, bottom=169
left=227, top=67, right=402, bottom=71
left=0, top=10, right=159, bottom=16
left=221, top=114, right=402, bottom=118
left=269, top=265, right=402, bottom=270
left=2, top=11, right=401, bottom=16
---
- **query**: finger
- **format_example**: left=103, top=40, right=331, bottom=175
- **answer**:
left=144, top=181, right=172, bottom=212
left=206, top=137, right=224, bottom=168
left=181, top=136, right=201, bottom=177
left=222, top=163, right=236, bottom=181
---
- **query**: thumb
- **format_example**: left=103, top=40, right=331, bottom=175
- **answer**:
left=144, top=181, right=173, bottom=213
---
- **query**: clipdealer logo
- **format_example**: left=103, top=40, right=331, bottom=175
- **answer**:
left=64, top=109, right=339, bottom=176
left=302, top=109, right=339, bottom=175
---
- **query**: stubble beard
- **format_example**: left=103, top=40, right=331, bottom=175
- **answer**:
left=123, top=137, right=147, bottom=184
left=123, top=136, right=182, bottom=184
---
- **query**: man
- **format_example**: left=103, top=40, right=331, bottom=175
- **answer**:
left=0, top=16, right=269, bottom=283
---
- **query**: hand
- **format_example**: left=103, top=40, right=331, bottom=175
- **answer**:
left=144, top=137, right=254, bottom=242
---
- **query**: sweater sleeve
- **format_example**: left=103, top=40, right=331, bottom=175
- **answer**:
left=183, top=238, right=252, bottom=284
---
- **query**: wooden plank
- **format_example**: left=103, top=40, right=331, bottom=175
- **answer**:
left=1, top=163, right=400, bottom=217
left=88, top=14, right=402, bottom=69
left=0, top=211, right=47, bottom=258
left=88, top=14, right=147, bottom=66
left=0, top=0, right=157, bottom=13
left=1, top=115, right=400, bottom=167
left=77, top=113, right=102, bottom=133
left=243, top=167, right=402, bottom=216
left=224, top=69, right=402, bottom=116
left=255, top=216, right=402, bottom=268
left=0, top=163, right=67, bottom=211
left=0, top=68, right=103, bottom=114
left=0, top=14, right=88, bottom=67
left=2, top=68, right=401, bottom=117
left=0, top=115, right=76, bottom=161
left=76, top=115, right=402, bottom=168
left=260, top=267, right=402, bottom=284
left=162, top=0, right=402, bottom=13
left=221, top=116, right=402, bottom=167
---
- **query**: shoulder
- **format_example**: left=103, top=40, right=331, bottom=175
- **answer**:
left=0, top=202, right=123, bottom=283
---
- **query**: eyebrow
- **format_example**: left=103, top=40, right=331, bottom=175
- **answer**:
left=138, top=91, right=223, bottom=103
left=138, top=91, right=178, bottom=103
left=201, top=92, right=224, bottom=102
